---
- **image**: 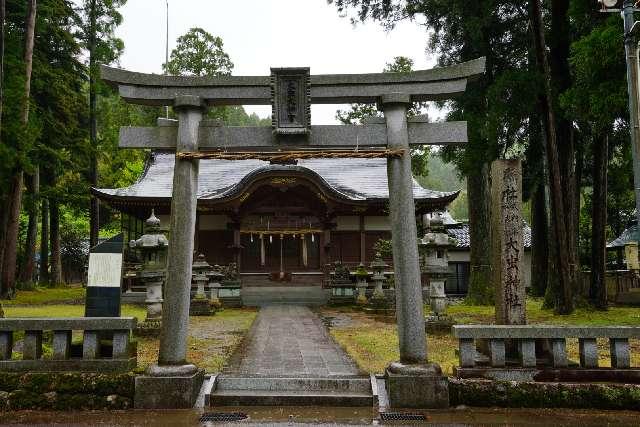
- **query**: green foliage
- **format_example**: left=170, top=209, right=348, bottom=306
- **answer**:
left=372, top=238, right=392, bottom=258
left=76, top=0, right=126, bottom=68
left=164, top=27, right=233, bottom=77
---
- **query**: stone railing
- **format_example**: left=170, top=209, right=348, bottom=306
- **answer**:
left=452, top=325, right=640, bottom=370
left=0, top=317, right=137, bottom=373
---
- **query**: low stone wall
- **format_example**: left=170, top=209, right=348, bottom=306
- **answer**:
left=450, top=379, right=640, bottom=411
left=0, top=372, right=135, bottom=411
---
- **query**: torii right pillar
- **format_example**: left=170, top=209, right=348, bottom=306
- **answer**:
left=381, top=93, right=449, bottom=408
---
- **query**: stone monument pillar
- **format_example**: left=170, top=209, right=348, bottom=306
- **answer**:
left=136, top=96, right=206, bottom=409
left=491, top=159, right=526, bottom=325
left=381, top=94, right=448, bottom=408
left=129, top=210, right=168, bottom=336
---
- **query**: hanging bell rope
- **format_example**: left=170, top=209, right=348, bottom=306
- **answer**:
left=175, top=149, right=405, bottom=162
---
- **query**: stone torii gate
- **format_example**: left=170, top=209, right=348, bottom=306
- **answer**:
left=102, top=58, right=485, bottom=408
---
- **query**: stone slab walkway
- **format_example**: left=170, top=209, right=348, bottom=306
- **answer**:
left=225, top=305, right=360, bottom=377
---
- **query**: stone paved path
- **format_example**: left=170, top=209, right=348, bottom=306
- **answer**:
left=225, top=305, right=360, bottom=377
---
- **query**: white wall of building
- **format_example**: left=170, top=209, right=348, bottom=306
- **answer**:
left=448, top=250, right=533, bottom=289
left=364, top=216, right=391, bottom=231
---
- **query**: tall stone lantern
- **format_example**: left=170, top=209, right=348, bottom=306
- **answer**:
left=208, top=267, right=225, bottom=310
left=368, top=253, right=390, bottom=310
left=130, top=210, right=168, bottom=335
left=419, top=213, right=455, bottom=331
left=190, top=254, right=215, bottom=316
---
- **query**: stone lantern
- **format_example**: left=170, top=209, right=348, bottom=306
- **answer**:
left=208, top=267, right=225, bottom=310
left=354, top=262, right=369, bottom=306
left=190, top=254, right=215, bottom=316
left=369, top=253, right=390, bottom=309
left=129, top=210, right=168, bottom=335
left=419, top=213, right=455, bottom=331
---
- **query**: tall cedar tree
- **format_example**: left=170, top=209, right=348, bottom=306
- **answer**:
left=77, top=0, right=125, bottom=248
left=530, top=0, right=574, bottom=313
left=563, top=13, right=629, bottom=309
left=0, top=0, right=36, bottom=299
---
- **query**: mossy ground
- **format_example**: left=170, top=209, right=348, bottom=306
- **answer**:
left=135, top=308, right=257, bottom=372
left=323, top=298, right=640, bottom=375
left=2, top=287, right=86, bottom=306
left=2, top=288, right=257, bottom=372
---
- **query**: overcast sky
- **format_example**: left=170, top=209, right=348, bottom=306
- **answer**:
left=112, top=0, right=436, bottom=124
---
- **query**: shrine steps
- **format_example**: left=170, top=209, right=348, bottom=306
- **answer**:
left=206, top=375, right=375, bottom=407
left=241, top=286, right=329, bottom=306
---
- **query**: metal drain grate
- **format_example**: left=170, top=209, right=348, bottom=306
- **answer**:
left=380, top=412, right=427, bottom=421
left=200, top=412, right=248, bottom=423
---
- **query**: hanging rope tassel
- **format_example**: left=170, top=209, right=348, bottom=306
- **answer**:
left=175, top=149, right=405, bottom=162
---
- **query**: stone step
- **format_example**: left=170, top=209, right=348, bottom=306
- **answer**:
left=208, top=389, right=374, bottom=407
left=241, top=286, right=330, bottom=306
left=215, top=376, right=371, bottom=393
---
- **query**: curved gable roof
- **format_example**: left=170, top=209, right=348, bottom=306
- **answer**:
left=94, top=151, right=457, bottom=205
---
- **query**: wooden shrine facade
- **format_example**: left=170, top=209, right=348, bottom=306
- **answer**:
left=94, top=152, right=458, bottom=275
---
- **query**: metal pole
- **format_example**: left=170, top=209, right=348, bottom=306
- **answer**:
left=623, top=0, right=640, bottom=226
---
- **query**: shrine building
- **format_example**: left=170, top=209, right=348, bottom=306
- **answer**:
left=93, top=150, right=458, bottom=285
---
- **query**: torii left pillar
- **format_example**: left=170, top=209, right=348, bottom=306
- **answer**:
left=134, top=95, right=206, bottom=409
left=381, top=94, right=449, bottom=408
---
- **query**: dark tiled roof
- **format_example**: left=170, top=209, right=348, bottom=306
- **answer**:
left=608, top=225, right=639, bottom=248
left=447, top=222, right=532, bottom=250
left=95, top=151, right=457, bottom=203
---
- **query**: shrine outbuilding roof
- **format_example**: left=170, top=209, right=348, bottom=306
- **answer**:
left=93, top=151, right=458, bottom=212
left=446, top=222, right=532, bottom=251
left=607, top=224, right=638, bottom=249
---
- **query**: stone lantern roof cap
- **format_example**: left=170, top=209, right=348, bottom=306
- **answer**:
left=369, top=253, right=389, bottom=270
left=146, top=209, right=161, bottom=228
left=192, top=253, right=212, bottom=271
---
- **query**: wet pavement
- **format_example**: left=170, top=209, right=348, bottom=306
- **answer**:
left=224, top=305, right=360, bottom=377
left=1, top=407, right=640, bottom=426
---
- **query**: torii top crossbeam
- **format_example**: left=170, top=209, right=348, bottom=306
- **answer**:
left=101, top=58, right=485, bottom=151
left=102, top=58, right=485, bottom=106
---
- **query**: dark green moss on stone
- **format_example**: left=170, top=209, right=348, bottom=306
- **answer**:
left=450, top=379, right=640, bottom=411
left=0, top=372, right=135, bottom=411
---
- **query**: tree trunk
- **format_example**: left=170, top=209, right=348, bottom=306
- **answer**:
left=590, top=134, right=608, bottom=309
left=0, top=0, right=37, bottom=298
left=88, top=0, right=99, bottom=248
left=49, top=199, right=62, bottom=286
left=1, top=172, right=22, bottom=298
left=0, top=0, right=5, bottom=133
left=0, top=0, right=7, bottom=290
left=39, top=197, right=49, bottom=284
left=466, top=161, right=493, bottom=304
left=531, top=178, right=549, bottom=297
left=530, top=0, right=574, bottom=314
left=20, top=166, right=39, bottom=286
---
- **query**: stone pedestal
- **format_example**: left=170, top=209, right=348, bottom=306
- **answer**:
left=136, top=278, right=163, bottom=336
left=189, top=298, right=213, bottom=316
left=385, top=362, right=449, bottom=408
left=134, top=364, right=204, bottom=409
